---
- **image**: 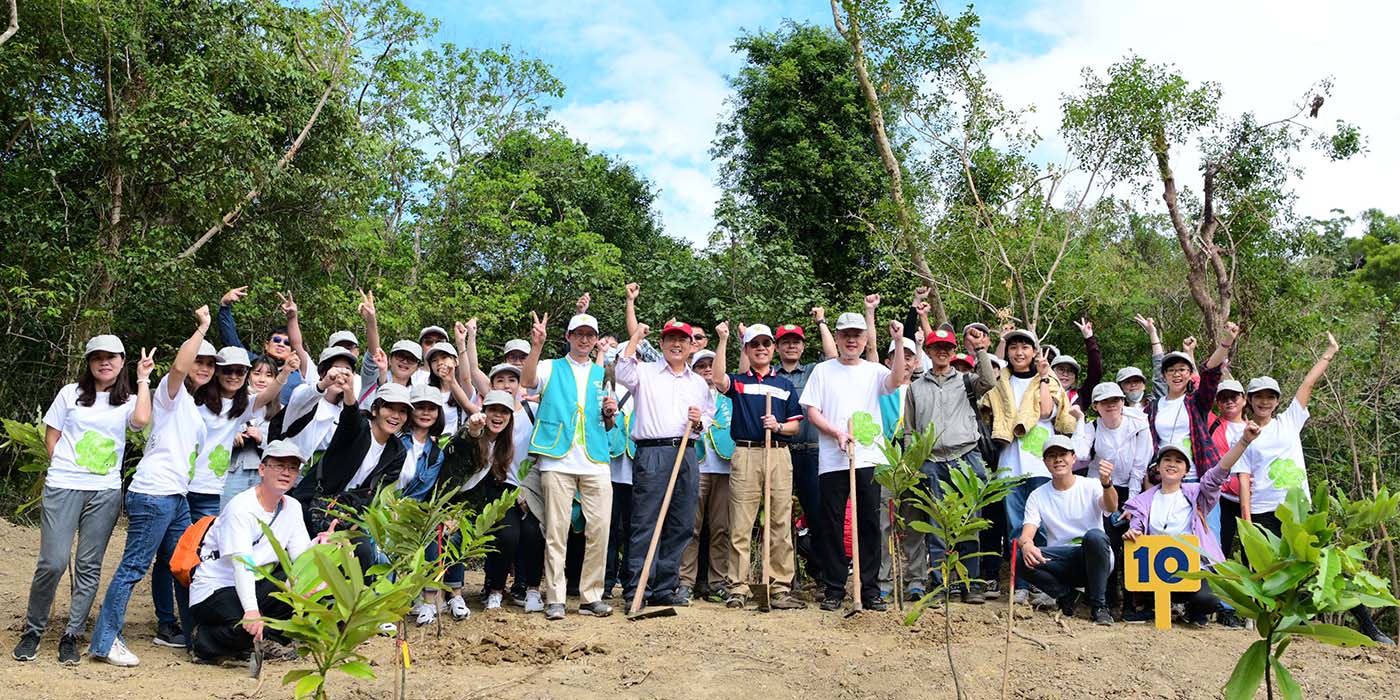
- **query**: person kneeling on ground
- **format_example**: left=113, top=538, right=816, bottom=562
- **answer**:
left=189, top=440, right=313, bottom=663
left=1122, top=443, right=1243, bottom=628
left=1017, top=435, right=1118, bottom=625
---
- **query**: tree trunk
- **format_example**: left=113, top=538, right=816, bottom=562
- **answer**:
left=1153, top=138, right=1227, bottom=346
left=0, top=0, right=17, bottom=47
left=831, top=0, right=949, bottom=325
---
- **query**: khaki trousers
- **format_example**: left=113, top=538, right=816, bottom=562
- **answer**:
left=680, top=472, right=731, bottom=588
left=541, top=470, right=612, bottom=605
left=726, top=445, right=795, bottom=596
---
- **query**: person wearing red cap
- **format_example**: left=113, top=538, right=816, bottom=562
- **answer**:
left=615, top=316, right=714, bottom=608
left=905, top=326, right=998, bottom=602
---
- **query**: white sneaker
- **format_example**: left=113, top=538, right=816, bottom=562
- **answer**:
left=1013, top=589, right=1030, bottom=606
left=413, top=602, right=437, bottom=626
left=378, top=622, right=399, bottom=636
left=524, top=590, right=545, bottom=613
left=448, top=595, right=470, bottom=620
left=486, top=592, right=503, bottom=610
left=97, top=638, right=140, bottom=667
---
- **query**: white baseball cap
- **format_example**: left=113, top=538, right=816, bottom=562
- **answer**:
left=887, top=337, right=918, bottom=356
left=481, top=390, right=516, bottom=411
left=408, top=383, right=446, bottom=407
left=1042, top=434, right=1076, bottom=456
left=84, top=335, right=125, bottom=357
left=373, top=382, right=413, bottom=408
left=1218, top=379, right=1245, bottom=395
left=327, top=330, right=358, bottom=348
left=834, top=313, right=867, bottom=331
left=425, top=341, right=458, bottom=363
left=1246, top=376, right=1282, bottom=396
left=1162, top=351, right=1195, bottom=371
left=196, top=340, right=218, bottom=358
left=215, top=346, right=252, bottom=368
left=1115, top=366, right=1146, bottom=383
left=261, top=439, right=305, bottom=463
left=567, top=314, right=599, bottom=333
left=388, top=339, right=423, bottom=361
left=503, top=339, right=531, bottom=357
left=317, top=346, right=357, bottom=370
left=690, top=349, right=716, bottom=367
left=488, top=362, right=521, bottom=379
left=1002, top=329, right=1038, bottom=349
left=741, top=324, right=774, bottom=345
left=419, top=325, right=448, bottom=342
left=1154, top=444, right=1194, bottom=471
left=1090, top=382, right=1125, bottom=403
left=1050, top=355, right=1081, bottom=372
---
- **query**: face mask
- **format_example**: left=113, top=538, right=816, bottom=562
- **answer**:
left=1126, top=390, right=1145, bottom=403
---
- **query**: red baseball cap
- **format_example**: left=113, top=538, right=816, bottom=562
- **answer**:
left=924, top=328, right=958, bottom=347
left=774, top=323, right=805, bottom=341
left=951, top=352, right=974, bottom=368
left=660, top=321, right=694, bottom=339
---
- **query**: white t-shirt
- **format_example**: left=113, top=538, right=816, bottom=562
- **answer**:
left=700, top=440, right=731, bottom=475
left=398, top=436, right=427, bottom=490
left=798, top=359, right=894, bottom=475
left=189, top=487, right=311, bottom=605
left=42, top=384, right=137, bottom=491
left=283, top=384, right=340, bottom=456
left=130, top=375, right=208, bottom=496
left=1154, top=395, right=1192, bottom=452
left=1149, top=488, right=1193, bottom=535
left=1073, top=414, right=1153, bottom=495
left=1023, top=476, right=1111, bottom=547
left=189, top=397, right=264, bottom=495
left=347, top=437, right=387, bottom=490
left=997, top=375, right=1059, bottom=480
left=1233, top=399, right=1310, bottom=514
left=532, top=356, right=608, bottom=477
left=506, top=406, right=534, bottom=487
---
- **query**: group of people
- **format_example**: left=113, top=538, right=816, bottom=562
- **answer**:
left=12, top=283, right=1393, bottom=670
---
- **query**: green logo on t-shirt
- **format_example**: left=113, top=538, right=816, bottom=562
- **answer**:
left=1022, top=425, right=1050, bottom=456
left=1182, top=436, right=1192, bottom=453
left=1268, top=458, right=1305, bottom=490
left=851, top=412, right=880, bottom=447
left=188, top=444, right=200, bottom=481
left=207, top=444, right=231, bottom=478
left=74, top=430, right=118, bottom=475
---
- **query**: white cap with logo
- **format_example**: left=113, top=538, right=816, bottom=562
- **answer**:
left=567, top=314, right=599, bottom=333
left=741, top=324, right=774, bottom=345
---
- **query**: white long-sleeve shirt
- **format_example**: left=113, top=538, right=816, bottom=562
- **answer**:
left=1073, top=412, right=1153, bottom=497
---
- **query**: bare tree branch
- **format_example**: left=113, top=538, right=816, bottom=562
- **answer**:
left=0, top=0, right=17, bottom=47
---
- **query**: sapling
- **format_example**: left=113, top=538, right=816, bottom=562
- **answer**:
left=902, top=462, right=1023, bottom=700
left=1187, top=484, right=1399, bottom=700
left=874, top=421, right=940, bottom=610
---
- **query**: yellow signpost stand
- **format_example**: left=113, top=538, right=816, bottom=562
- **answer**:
left=1123, top=534, right=1201, bottom=630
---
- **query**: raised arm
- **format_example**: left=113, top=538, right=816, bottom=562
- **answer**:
left=1137, top=314, right=1167, bottom=399
left=217, top=286, right=248, bottom=349
left=814, top=306, right=837, bottom=360
left=624, top=282, right=640, bottom=338
left=912, top=288, right=934, bottom=340
left=1294, top=332, right=1338, bottom=409
left=129, top=348, right=157, bottom=429
left=169, top=305, right=213, bottom=401
left=520, top=312, right=548, bottom=390
left=457, top=319, right=491, bottom=399
left=1074, top=318, right=1102, bottom=411
left=713, top=322, right=732, bottom=395
left=1203, top=321, right=1239, bottom=371
left=253, top=353, right=295, bottom=411
left=1036, top=351, right=1054, bottom=418
left=279, top=291, right=313, bottom=374
left=883, top=319, right=905, bottom=392
left=863, top=294, right=880, bottom=363
left=358, top=289, right=381, bottom=360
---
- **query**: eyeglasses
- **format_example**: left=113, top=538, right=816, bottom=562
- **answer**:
left=692, top=334, right=708, bottom=342
left=747, top=339, right=774, bottom=348
left=1164, top=366, right=1192, bottom=375
left=219, top=367, right=248, bottom=377
left=262, top=462, right=301, bottom=473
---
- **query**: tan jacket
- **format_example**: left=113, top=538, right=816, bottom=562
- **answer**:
left=981, top=370, right=1076, bottom=445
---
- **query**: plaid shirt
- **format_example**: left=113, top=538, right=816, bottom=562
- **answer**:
left=1146, top=362, right=1224, bottom=477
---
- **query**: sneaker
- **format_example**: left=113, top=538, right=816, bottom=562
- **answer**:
left=983, top=579, right=1002, bottom=599
left=1031, top=590, right=1059, bottom=609
left=705, top=586, right=729, bottom=604
left=579, top=601, right=613, bottom=617
left=879, top=590, right=893, bottom=604
left=864, top=598, right=889, bottom=612
left=675, top=586, right=692, bottom=606
left=58, top=634, right=80, bottom=666
left=1217, top=611, right=1244, bottom=629
left=12, top=632, right=39, bottom=662
left=509, top=590, right=527, bottom=608
left=725, top=593, right=748, bottom=609
left=905, top=586, right=926, bottom=602
left=95, top=638, right=140, bottom=667
left=486, top=592, right=504, bottom=610
left=1092, top=607, right=1114, bottom=626
left=1123, top=608, right=1154, bottom=623
left=1185, top=614, right=1211, bottom=627
left=448, top=594, right=470, bottom=620
left=820, top=596, right=843, bottom=612
left=413, top=602, right=438, bottom=626
left=770, top=593, right=808, bottom=610
left=649, top=592, right=689, bottom=607
left=153, top=621, right=186, bottom=648
left=378, top=622, right=399, bottom=636
left=544, top=603, right=566, bottom=620
left=524, top=590, right=545, bottom=613
left=1012, top=588, right=1030, bottom=606
left=260, top=639, right=299, bottom=662
left=963, top=583, right=987, bottom=605
left=1056, top=592, right=1080, bottom=617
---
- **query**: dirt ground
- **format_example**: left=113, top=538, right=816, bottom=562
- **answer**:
left=0, top=517, right=1395, bottom=700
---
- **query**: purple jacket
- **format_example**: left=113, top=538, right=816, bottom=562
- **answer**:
left=1124, top=465, right=1228, bottom=565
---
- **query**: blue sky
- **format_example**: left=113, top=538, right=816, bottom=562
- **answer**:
left=417, top=0, right=1398, bottom=244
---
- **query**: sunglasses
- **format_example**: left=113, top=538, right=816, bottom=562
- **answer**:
left=692, top=334, right=708, bottom=341
left=747, top=339, right=774, bottom=348
left=219, top=366, right=248, bottom=377
left=269, top=335, right=291, bottom=346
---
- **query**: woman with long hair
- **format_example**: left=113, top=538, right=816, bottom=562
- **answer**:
left=187, top=348, right=290, bottom=520
left=13, top=337, right=155, bottom=665
left=219, top=356, right=282, bottom=512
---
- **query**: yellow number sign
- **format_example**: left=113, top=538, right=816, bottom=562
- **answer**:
left=1124, top=534, right=1201, bottom=630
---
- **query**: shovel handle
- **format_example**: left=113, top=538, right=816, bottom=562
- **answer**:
left=848, top=417, right=861, bottom=611
left=629, top=432, right=692, bottom=615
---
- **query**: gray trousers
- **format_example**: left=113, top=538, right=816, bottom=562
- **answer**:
left=878, top=485, right=929, bottom=592
left=24, top=486, right=122, bottom=637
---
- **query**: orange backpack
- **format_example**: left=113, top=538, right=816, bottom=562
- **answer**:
left=170, top=515, right=219, bottom=587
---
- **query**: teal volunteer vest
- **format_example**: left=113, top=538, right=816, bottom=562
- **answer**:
left=530, top=357, right=611, bottom=464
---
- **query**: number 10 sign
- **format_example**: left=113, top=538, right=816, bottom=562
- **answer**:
left=1124, top=535, right=1201, bottom=630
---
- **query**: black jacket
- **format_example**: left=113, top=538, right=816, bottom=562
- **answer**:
left=292, top=401, right=406, bottom=511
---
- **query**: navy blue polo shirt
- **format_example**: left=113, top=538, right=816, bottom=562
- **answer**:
left=724, top=368, right=804, bottom=443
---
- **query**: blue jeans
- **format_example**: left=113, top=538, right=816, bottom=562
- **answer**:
left=220, top=469, right=261, bottom=513
left=1004, top=476, right=1049, bottom=589
left=922, top=450, right=986, bottom=587
left=187, top=491, right=221, bottom=520
left=90, top=492, right=191, bottom=656
left=1018, top=529, right=1113, bottom=609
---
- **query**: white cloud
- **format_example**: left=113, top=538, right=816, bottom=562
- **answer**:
left=980, top=0, right=1400, bottom=228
